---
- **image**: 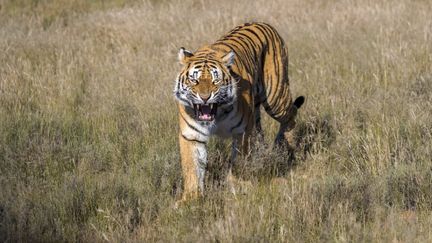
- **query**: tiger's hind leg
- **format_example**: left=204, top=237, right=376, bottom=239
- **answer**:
left=273, top=96, right=305, bottom=152
left=260, top=43, right=304, bottom=154
left=254, top=103, right=264, bottom=141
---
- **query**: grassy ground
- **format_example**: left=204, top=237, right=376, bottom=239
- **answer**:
left=1, top=0, right=432, bottom=241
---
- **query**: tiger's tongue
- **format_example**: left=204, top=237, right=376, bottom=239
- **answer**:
left=199, top=114, right=212, bottom=120
left=199, top=105, right=212, bottom=121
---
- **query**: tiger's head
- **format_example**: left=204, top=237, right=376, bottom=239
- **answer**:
left=174, top=47, right=237, bottom=122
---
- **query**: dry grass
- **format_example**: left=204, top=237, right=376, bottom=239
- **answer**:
left=1, top=0, right=432, bottom=241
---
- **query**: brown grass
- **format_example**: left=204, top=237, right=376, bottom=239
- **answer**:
left=1, top=0, right=431, bottom=241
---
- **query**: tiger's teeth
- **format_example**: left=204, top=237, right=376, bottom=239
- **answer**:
left=210, top=103, right=213, bottom=109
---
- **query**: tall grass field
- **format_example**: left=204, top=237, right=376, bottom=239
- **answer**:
left=1, top=0, right=431, bottom=241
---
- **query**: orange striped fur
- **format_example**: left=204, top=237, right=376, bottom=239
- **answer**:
left=174, top=22, right=304, bottom=202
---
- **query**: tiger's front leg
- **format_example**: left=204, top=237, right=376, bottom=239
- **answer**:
left=178, top=133, right=207, bottom=201
left=177, top=110, right=209, bottom=204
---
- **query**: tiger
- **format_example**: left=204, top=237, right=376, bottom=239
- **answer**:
left=173, top=22, right=305, bottom=203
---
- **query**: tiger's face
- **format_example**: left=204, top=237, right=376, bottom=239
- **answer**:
left=174, top=48, right=237, bottom=122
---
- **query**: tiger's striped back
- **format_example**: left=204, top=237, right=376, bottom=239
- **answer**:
left=211, top=22, right=294, bottom=123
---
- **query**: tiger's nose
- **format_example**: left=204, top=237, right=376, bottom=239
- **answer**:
left=200, top=94, right=210, bottom=104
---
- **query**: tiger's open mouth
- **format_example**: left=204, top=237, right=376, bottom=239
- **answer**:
left=193, top=103, right=218, bottom=121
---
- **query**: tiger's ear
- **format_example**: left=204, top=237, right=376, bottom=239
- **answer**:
left=178, top=47, right=194, bottom=64
left=222, top=51, right=235, bottom=67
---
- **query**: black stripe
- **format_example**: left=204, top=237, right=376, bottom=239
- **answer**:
left=243, top=28, right=264, bottom=48
left=256, top=23, right=277, bottom=44
left=181, top=134, right=206, bottom=144
left=214, top=42, right=239, bottom=58
left=252, top=25, right=271, bottom=52
left=255, top=25, right=279, bottom=97
left=218, top=105, right=234, bottom=120
left=236, top=36, right=257, bottom=71
left=208, top=64, right=218, bottom=69
left=269, top=69, right=286, bottom=107
left=234, top=32, right=259, bottom=58
left=269, top=50, right=288, bottom=102
left=263, top=103, right=276, bottom=117
left=226, top=38, right=254, bottom=72
left=223, top=105, right=234, bottom=113
left=226, top=37, right=249, bottom=57
left=180, top=112, right=208, bottom=136
left=268, top=45, right=287, bottom=105
left=229, top=68, right=241, bottom=80
left=177, top=96, right=191, bottom=105
left=205, top=60, right=219, bottom=67
left=236, top=32, right=259, bottom=49
left=230, top=115, right=244, bottom=133
left=265, top=73, right=275, bottom=102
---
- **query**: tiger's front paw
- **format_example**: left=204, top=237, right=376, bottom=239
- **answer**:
left=226, top=171, right=252, bottom=196
left=173, top=191, right=200, bottom=209
left=173, top=198, right=187, bottom=209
